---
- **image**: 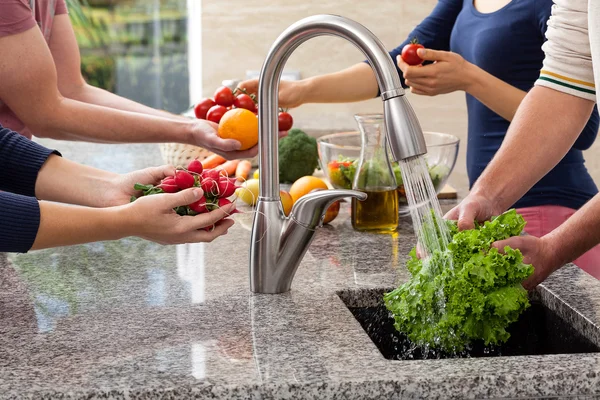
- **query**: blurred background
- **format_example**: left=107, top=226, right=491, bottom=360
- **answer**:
left=70, top=0, right=600, bottom=197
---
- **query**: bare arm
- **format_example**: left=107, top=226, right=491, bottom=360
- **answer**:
left=472, top=86, right=593, bottom=211
left=0, top=26, right=255, bottom=158
left=398, top=49, right=526, bottom=121
left=49, top=15, right=187, bottom=121
left=238, top=63, right=379, bottom=109
left=31, top=189, right=234, bottom=250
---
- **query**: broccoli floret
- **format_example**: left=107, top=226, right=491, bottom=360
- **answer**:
left=278, top=128, right=319, bottom=183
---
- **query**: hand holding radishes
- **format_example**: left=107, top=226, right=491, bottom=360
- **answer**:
left=123, top=188, right=235, bottom=244
left=130, top=159, right=242, bottom=230
left=397, top=48, right=473, bottom=96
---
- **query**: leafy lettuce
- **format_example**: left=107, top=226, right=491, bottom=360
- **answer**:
left=384, top=209, right=534, bottom=352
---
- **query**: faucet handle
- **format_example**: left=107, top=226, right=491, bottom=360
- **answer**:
left=289, top=189, right=368, bottom=229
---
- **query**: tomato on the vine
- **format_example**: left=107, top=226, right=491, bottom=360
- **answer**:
left=194, top=98, right=216, bottom=119
left=278, top=112, right=293, bottom=131
left=213, top=86, right=234, bottom=107
left=401, top=39, right=424, bottom=66
left=233, top=94, right=256, bottom=112
left=206, top=105, right=228, bottom=123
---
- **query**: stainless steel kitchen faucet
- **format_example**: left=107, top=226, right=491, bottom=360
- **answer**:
left=250, top=15, right=427, bottom=294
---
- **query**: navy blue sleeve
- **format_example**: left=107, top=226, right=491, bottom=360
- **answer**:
left=0, top=125, right=60, bottom=196
left=0, top=125, right=60, bottom=253
left=366, top=0, right=463, bottom=94
left=0, top=192, right=42, bottom=253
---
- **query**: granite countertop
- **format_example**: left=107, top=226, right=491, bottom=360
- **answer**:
left=2, top=142, right=600, bottom=400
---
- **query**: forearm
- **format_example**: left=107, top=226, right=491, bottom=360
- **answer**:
left=31, top=201, right=127, bottom=250
left=464, top=63, right=527, bottom=121
left=35, top=154, right=118, bottom=207
left=471, top=86, right=594, bottom=211
left=68, top=83, right=189, bottom=121
left=34, top=96, right=194, bottom=144
left=544, top=194, right=600, bottom=267
left=302, top=63, right=379, bottom=103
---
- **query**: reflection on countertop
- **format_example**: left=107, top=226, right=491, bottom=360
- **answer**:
left=2, top=142, right=600, bottom=399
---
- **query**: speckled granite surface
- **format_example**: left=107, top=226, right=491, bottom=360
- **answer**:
left=2, top=142, right=600, bottom=399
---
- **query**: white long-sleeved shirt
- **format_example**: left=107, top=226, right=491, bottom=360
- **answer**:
left=535, top=0, right=598, bottom=101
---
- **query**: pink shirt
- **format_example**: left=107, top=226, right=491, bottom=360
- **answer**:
left=0, top=0, right=68, bottom=138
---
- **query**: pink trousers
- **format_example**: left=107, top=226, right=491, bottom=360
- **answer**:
left=517, top=205, right=600, bottom=280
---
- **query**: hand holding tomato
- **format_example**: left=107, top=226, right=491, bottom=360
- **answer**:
left=397, top=48, right=472, bottom=96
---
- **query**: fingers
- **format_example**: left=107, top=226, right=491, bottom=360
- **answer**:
left=492, top=237, right=526, bottom=254
left=188, top=218, right=235, bottom=243
left=457, top=201, right=479, bottom=231
left=237, top=79, right=258, bottom=95
left=180, top=203, right=237, bottom=231
left=416, top=48, right=448, bottom=62
left=444, top=206, right=459, bottom=221
left=396, top=55, right=410, bottom=73
left=166, top=188, right=204, bottom=208
left=147, top=165, right=176, bottom=182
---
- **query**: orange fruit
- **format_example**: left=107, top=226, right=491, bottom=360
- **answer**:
left=217, top=108, right=259, bottom=150
left=280, top=190, right=294, bottom=216
left=289, top=176, right=328, bottom=203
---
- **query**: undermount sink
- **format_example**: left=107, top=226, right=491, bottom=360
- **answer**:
left=338, top=288, right=600, bottom=360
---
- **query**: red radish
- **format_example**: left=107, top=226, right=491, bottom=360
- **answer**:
left=217, top=197, right=241, bottom=214
left=187, top=159, right=204, bottom=175
left=158, top=183, right=179, bottom=193
left=202, top=168, right=221, bottom=181
left=189, top=197, right=209, bottom=213
left=201, top=178, right=218, bottom=196
left=175, top=170, right=195, bottom=190
left=217, top=178, right=238, bottom=198
left=162, top=177, right=176, bottom=186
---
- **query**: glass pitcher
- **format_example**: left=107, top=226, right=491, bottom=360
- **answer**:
left=351, top=114, right=399, bottom=232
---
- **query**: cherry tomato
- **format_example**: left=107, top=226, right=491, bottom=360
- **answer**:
left=213, top=86, right=234, bottom=107
left=278, top=112, right=293, bottom=131
left=206, top=105, right=228, bottom=124
left=193, top=98, right=215, bottom=119
left=401, top=42, right=424, bottom=66
left=233, top=94, right=256, bottom=112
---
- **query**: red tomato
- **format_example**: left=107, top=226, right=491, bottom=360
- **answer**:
left=193, top=98, right=215, bottom=119
left=213, top=86, right=234, bottom=107
left=206, top=105, right=228, bottom=123
left=401, top=42, right=424, bottom=66
left=233, top=94, right=256, bottom=112
left=278, top=112, right=293, bottom=131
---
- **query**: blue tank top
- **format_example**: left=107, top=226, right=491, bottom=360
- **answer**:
left=386, top=0, right=599, bottom=210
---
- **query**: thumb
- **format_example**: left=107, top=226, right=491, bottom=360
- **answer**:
left=167, top=188, right=204, bottom=208
left=417, top=48, right=448, bottom=62
left=457, top=202, right=478, bottom=231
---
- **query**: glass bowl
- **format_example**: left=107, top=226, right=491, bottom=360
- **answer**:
left=317, top=131, right=460, bottom=199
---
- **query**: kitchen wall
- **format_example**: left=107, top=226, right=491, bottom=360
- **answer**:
left=200, top=0, right=600, bottom=196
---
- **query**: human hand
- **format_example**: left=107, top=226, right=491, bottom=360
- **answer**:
left=122, top=187, right=236, bottom=244
left=397, top=48, right=472, bottom=96
left=444, top=192, right=499, bottom=231
left=237, top=79, right=306, bottom=109
left=492, top=235, right=563, bottom=290
left=102, top=165, right=176, bottom=207
left=190, top=117, right=288, bottom=160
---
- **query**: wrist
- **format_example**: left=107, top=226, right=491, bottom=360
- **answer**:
left=539, top=234, right=569, bottom=273
left=463, top=62, right=483, bottom=94
left=110, top=204, right=136, bottom=239
left=299, top=78, right=316, bottom=104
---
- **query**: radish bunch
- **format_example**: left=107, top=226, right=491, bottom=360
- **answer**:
left=131, top=159, right=241, bottom=217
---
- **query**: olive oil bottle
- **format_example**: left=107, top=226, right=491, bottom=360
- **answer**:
left=351, top=114, right=399, bottom=232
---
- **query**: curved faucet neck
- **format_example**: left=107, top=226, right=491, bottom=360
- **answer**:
left=256, top=14, right=405, bottom=200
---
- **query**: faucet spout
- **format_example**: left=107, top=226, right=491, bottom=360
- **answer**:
left=250, top=14, right=427, bottom=294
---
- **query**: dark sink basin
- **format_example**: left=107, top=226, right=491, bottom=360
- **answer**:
left=339, top=288, right=600, bottom=360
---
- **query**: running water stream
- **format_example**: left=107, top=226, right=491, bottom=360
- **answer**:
left=398, top=155, right=452, bottom=258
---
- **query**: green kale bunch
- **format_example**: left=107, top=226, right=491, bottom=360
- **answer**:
left=384, top=209, right=534, bottom=352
